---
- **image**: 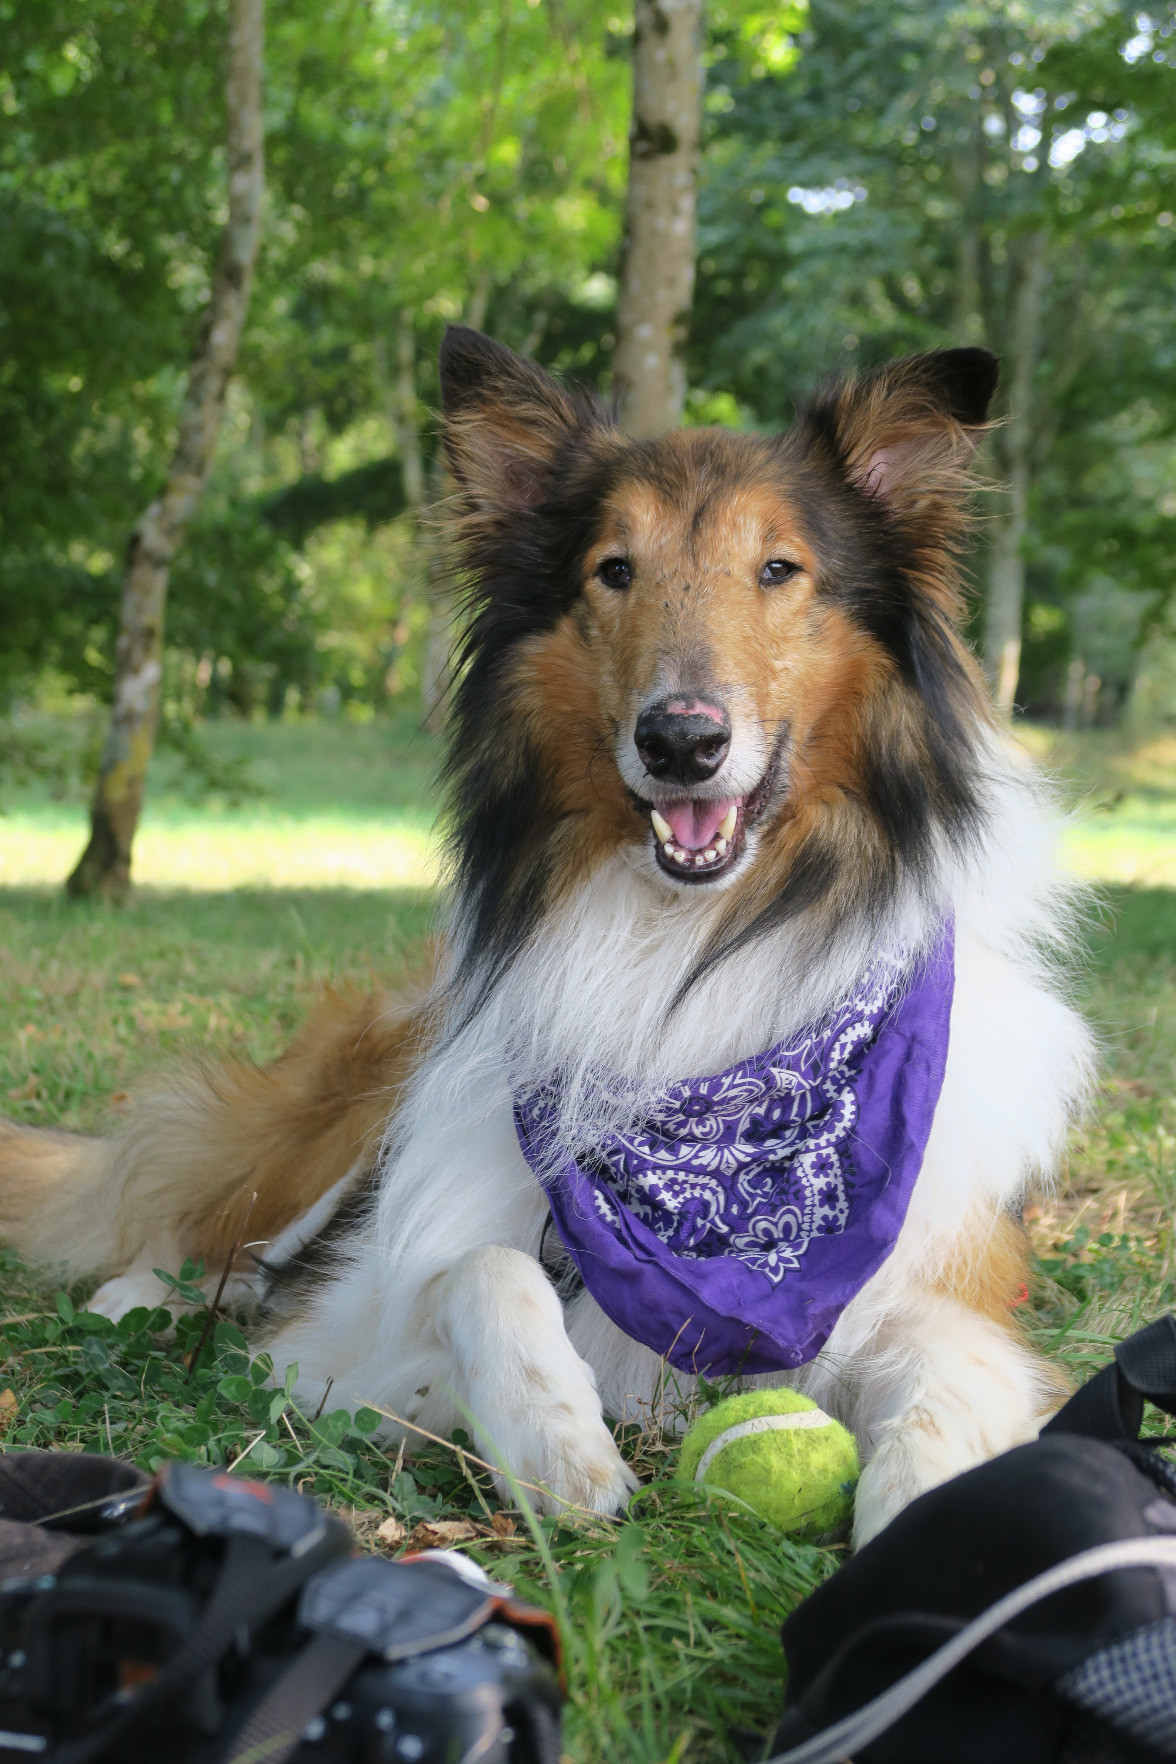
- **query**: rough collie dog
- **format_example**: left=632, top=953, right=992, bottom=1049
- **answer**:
left=0, top=328, right=1095, bottom=1545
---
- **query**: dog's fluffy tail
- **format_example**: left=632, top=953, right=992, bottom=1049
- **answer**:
left=0, top=985, right=433, bottom=1282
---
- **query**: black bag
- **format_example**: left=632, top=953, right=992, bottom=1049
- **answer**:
left=769, top=1315, right=1176, bottom=1763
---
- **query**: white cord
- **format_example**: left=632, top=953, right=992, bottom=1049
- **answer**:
left=766, top=1534, right=1176, bottom=1764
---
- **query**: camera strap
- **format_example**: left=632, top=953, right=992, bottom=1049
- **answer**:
left=53, top=1529, right=279, bottom=1764
left=51, top=1467, right=352, bottom=1764
left=221, top=1630, right=369, bottom=1764
left=221, top=1552, right=561, bottom=1764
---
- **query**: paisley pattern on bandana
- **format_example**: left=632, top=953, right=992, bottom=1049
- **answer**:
left=588, top=961, right=897, bottom=1283
left=514, top=926, right=955, bottom=1376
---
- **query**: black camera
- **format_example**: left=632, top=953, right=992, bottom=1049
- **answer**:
left=0, top=1457, right=561, bottom=1764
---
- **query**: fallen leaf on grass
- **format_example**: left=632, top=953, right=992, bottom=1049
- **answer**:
left=490, top=1513, right=517, bottom=1538
left=0, top=1391, right=18, bottom=1433
left=376, top=1516, right=407, bottom=1548
left=118, top=973, right=142, bottom=988
left=405, top=1519, right=478, bottom=1551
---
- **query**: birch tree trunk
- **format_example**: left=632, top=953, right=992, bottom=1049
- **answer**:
left=983, top=229, right=1046, bottom=718
left=68, top=0, right=265, bottom=900
left=613, top=0, right=704, bottom=439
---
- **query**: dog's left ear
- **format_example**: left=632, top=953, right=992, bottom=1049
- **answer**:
left=807, top=347, right=999, bottom=519
left=439, top=326, right=611, bottom=516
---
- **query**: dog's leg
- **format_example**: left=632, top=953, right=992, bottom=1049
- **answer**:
left=804, top=1279, right=1059, bottom=1548
left=423, top=1246, right=638, bottom=1515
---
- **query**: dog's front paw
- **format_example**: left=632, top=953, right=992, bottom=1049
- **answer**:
left=489, top=1402, right=638, bottom=1516
left=852, top=1399, right=1042, bottom=1548
left=432, top=1245, right=639, bottom=1516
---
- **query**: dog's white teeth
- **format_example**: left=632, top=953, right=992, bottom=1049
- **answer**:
left=694, top=854, right=706, bottom=866
left=673, top=849, right=687, bottom=863
left=663, top=842, right=675, bottom=856
left=716, top=837, right=727, bottom=855
left=718, top=805, right=738, bottom=841
left=703, top=849, right=716, bottom=862
left=650, top=809, right=673, bottom=843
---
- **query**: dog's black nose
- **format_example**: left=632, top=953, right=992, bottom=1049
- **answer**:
left=635, top=699, right=731, bottom=785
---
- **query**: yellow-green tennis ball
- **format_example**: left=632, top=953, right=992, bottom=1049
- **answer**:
left=676, top=1389, right=859, bottom=1541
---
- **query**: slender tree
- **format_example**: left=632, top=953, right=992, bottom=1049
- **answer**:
left=68, top=0, right=265, bottom=900
left=983, top=230, right=1047, bottom=716
left=613, top=0, right=705, bottom=438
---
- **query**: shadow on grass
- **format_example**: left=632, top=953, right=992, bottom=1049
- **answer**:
left=0, top=882, right=438, bottom=966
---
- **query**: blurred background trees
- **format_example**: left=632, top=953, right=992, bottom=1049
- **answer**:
left=2, top=0, right=1175, bottom=762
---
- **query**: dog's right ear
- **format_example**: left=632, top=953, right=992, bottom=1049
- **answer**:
left=439, top=326, right=610, bottom=514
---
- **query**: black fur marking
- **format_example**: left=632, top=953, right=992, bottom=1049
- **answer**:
left=917, top=346, right=1000, bottom=427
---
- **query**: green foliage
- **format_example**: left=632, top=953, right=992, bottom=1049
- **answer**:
left=0, top=0, right=629, bottom=713
left=9, top=1, right=1174, bottom=723
left=0, top=1253, right=452, bottom=1519
left=691, top=1, right=1176, bottom=712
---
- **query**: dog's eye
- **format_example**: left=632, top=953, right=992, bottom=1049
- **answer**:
left=760, top=559, right=801, bottom=587
left=597, top=557, right=632, bottom=591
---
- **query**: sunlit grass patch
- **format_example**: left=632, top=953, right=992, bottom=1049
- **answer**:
left=0, top=807, right=440, bottom=891
left=1018, top=722, right=1176, bottom=885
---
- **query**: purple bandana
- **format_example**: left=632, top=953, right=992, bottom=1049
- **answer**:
left=514, top=926, right=954, bottom=1375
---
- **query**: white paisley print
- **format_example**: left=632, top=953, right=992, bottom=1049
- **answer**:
left=565, top=959, right=906, bottom=1285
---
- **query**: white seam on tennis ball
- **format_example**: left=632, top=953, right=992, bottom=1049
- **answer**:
left=694, top=1410, right=832, bottom=1483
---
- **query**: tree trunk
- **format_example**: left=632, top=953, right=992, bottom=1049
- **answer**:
left=394, top=312, right=425, bottom=512
left=613, top=0, right=704, bottom=439
left=68, top=0, right=265, bottom=900
left=983, top=230, right=1046, bottom=718
left=952, top=111, right=985, bottom=346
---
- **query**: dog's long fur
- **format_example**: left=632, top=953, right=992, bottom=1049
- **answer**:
left=0, top=332, right=1096, bottom=1543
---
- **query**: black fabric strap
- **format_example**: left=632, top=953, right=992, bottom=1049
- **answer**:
left=1045, top=1314, right=1176, bottom=1443
left=220, top=1632, right=368, bottom=1764
left=54, top=1532, right=275, bottom=1764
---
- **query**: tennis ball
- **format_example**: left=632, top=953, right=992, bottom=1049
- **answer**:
left=676, top=1388, right=859, bottom=1541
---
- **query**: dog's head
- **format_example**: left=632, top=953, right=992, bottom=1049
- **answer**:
left=438, top=328, right=997, bottom=1001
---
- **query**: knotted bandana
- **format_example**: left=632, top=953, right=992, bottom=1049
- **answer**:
left=514, top=925, right=954, bottom=1375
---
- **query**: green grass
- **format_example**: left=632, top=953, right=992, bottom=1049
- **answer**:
left=1, top=716, right=1176, bottom=1761
left=0, top=715, right=442, bottom=892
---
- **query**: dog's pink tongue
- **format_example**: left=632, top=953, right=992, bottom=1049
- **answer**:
left=662, top=798, right=738, bottom=852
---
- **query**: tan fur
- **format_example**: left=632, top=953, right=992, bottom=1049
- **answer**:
left=931, top=1211, right=1072, bottom=1410
left=0, top=978, right=437, bottom=1280
left=933, top=1210, right=1032, bottom=1326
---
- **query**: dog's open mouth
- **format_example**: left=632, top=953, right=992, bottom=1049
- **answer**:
left=635, top=757, right=781, bottom=884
